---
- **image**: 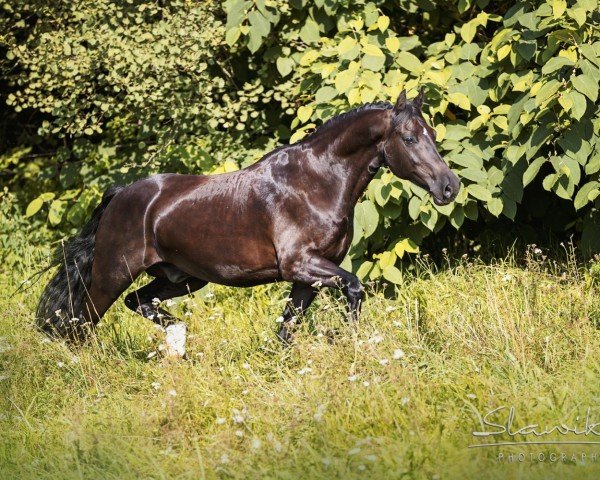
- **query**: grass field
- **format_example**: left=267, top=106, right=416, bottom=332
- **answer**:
left=1, top=247, right=599, bottom=479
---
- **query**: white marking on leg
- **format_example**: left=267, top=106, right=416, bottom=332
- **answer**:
left=164, top=322, right=187, bottom=358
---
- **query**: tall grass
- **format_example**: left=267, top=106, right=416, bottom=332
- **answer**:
left=0, top=248, right=599, bottom=479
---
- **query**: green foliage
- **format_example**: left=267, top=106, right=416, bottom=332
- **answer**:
left=1, top=0, right=599, bottom=281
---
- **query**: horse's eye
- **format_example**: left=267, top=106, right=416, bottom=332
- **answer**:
left=403, top=136, right=416, bottom=144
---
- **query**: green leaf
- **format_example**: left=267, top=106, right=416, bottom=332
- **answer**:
left=248, top=10, right=270, bottom=38
left=300, top=50, right=319, bottom=66
left=460, top=20, right=477, bottom=43
left=567, top=90, right=587, bottom=121
left=356, top=261, right=373, bottom=280
left=299, top=19, right=320, bottom=44
left=355, top=200, right=379, bottom=238
left=574, top=181, right=599, bottom=210
left=362, top=44, right=384, bottom=58
left=467, top=184, right=492, bottom=201
left=385, top=37, right=400, bottom=53
left=362, top=54, right=386, bottom=71
left=25, top=197, right=44, bottom=217
left=394, top=238, right=419, bottom=258
left=487, top=197, right=503, bottom=217
left=382, top=265, right=403, bottom=284
left=377, top=15, right=390, bottom=32
left=225, top=27, right=241, bottom=46
left=447, top=92, right=471, bottom=111
left=535, top=80, right=560, bottom=105
left=297, top=105, right=313, bottom=123
left=571, top=75, right=598, bottom=102
left=48, top=199, right=65, bottom=226
left=315, top=86, right=337, bottom=103
left=541, top=56, right=574, bottom=75
left=552, top=0, right=567, bottom=18
left=459, top=168, right=487, bottom=183
left=335, top=68, right=356, bottom=93
left=523, top=158, right=546, bottom=186
left=408, top=195, right=421, bottom=220
left=276, top=57, right=294, bottom=77
left=337, top=37, right=358, bottom=57
left=395, top=51, right=421, bottom=73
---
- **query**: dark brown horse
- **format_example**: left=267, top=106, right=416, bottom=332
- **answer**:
left=37, top=90, right=459, bottom=344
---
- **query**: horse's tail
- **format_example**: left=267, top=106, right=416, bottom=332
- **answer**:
left=36, top=185, right=124, bottom=339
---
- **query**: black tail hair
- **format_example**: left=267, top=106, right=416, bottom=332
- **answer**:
left=36, top=185, right=124, bottom=339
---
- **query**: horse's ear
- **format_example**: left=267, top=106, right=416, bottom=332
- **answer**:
left=393, top=90, right=407, bottom=114
left=414, top=88, right=424, bottom=109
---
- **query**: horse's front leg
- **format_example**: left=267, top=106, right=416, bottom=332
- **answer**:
left=281, top=255, right=365, bottom=325
left=277, top=282, right=318, bottom=344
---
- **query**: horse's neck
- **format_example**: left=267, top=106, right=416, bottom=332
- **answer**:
left=306, top=108, right=390, bottom=209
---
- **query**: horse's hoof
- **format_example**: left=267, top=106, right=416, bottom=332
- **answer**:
left=277, top=327, right=294, bottom=346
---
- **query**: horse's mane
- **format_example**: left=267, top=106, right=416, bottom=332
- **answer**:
left=298, top=100, right=418, bottom=144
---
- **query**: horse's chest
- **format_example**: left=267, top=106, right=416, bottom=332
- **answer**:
left=312, top=215, right=353, bottom=261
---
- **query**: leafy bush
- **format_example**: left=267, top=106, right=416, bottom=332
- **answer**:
left=1, top=0, right=599, bottom=281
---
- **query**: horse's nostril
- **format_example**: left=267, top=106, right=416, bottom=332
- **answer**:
left=443, top=183, right=453, bottom=199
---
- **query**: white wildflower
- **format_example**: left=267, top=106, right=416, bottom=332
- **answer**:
left=232, top=410, right=245, bottom=424
left=347, top=375, right=358, bottom=382
left=151, top=382, right=161, bottom=390
left=216, top=417, right=226, bottom=425
left=220, top=453, right=229, bottom=464
left=314, top=404, right=326, bottom=422
left=401, top=396, right=410, bottom=405
left=251, top=438, right=262, bottom=450
left=235, top=430, right=244, bottom=437
left=167, top=389, right=177, bottom=397
left=348, top=447, right=361, bottom=456
left=368, top=334, right=384, bottom=344
left=57, top=361, right=65, bottom=368
left=275, top=316, right=285, bottom=323
left=466, top=393, right=477, bottom=400
left=297, top=367, right=312, bottom=376
left=393, top=349, right=405, bottom=360
left=363, top=381, right=370, bottom=387
left=152, top=297, right=161, bottom=306
left=379, top=358, right=389, bottom=366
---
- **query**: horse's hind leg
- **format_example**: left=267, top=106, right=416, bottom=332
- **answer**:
left=124, top=277, right=207, bottom=358
left=123, top=277, right=207, bottom=326
left=81, top=256, right=144, bottom=334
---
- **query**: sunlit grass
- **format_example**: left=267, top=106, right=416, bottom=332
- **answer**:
left=1, top=249, right=599, bottom=479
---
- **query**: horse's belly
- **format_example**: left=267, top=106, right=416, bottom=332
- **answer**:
left=175, top=251, right=280, bottom=287
left=157, top=226, right=281, bottom=287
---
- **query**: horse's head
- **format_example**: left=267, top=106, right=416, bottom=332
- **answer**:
left=382, top=90, right=460, bottom=205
